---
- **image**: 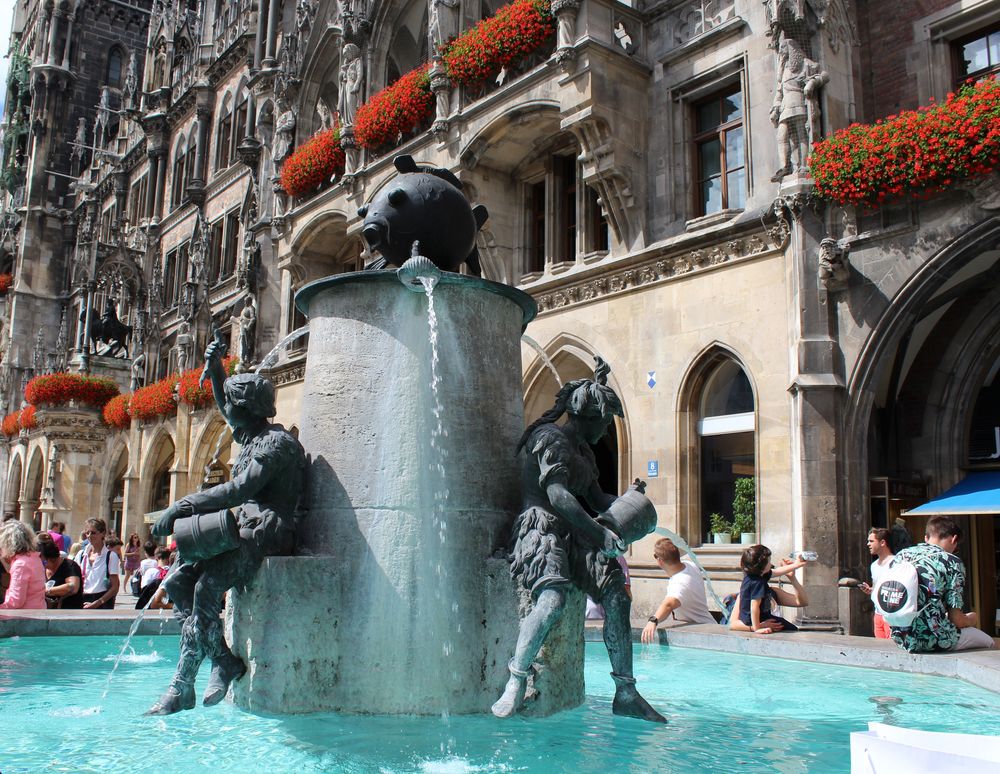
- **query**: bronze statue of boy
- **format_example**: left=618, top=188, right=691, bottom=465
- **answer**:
left=493, top=357, right=665, bottom=723
left=147, top=338, right=306, bottom=715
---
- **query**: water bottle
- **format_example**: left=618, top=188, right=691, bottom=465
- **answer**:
left=790, top=550, right=818, bottom=561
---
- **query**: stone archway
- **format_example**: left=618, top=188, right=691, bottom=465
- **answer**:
left=21, top=446, right=45, bottom=529
left=4, top=451, right=23, bottom=519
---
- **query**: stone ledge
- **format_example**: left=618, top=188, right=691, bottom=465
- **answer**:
left=0, top=609, right=179, bottom=637
left=585, top=623, right=1000, bottom=694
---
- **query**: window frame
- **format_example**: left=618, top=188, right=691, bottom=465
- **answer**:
left=691, top=86, right=746, bottom=217
left=952, top=24, right=1000, bottom=85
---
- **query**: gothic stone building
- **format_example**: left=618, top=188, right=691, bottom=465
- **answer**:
left=1, top=0, right=999, bottom=635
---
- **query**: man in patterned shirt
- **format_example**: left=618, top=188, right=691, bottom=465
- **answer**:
left=889, top=516, right=995, bottom=653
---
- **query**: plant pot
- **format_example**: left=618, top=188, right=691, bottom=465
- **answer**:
left=713, top=532, right=732, bottom=545
left=740, top=532, right=757, bottom=544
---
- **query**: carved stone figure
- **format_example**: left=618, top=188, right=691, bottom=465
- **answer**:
left=315, top=97, right=334, bottom=131
left=272, top=98, right=296, bottom=164
left=818, top=236, right=849, bottom=289
left=770, top=35, right=828, bottom=181
left=130, top=351, right=146, bottom=391
left=95, top=87, right=111, bottom=146
left=175, top=321, right=193, bottom=373
left=337, top=43, right=363, bottom=126
left=492, top=357, right=664, bottom=723
left=146, top=340, right=306, bottom=715
left=123, top=50, right=139, bottom=107
left=358, top=154, right=487, bottom=275
left=231, top=295, right=257, bottom=367
left=71, top=118, right=88, bottom=164
left=428, top=0, right=459, bottom=50
left=80, top=303, right=132, bottom=357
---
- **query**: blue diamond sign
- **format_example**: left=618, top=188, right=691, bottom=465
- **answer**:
left=647, top=371, right=656, bottom=389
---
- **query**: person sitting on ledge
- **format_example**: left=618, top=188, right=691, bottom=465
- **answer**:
left=492, top=357, right=665, bottom=723
left=641, top=538, right=716, bottom=643
left=729, top=546, right=808, bottom=634
left=146, top=337, right=306, bottom=716
left=887, top=516, right=996, bottom=653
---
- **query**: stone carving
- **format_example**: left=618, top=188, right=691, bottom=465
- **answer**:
left=129, top=351, right=146, bottom=391
left=551, top=0, right=581, bottom=53
left=80, top=303, right=132, bottom=358
left=357, top=155, right=487, bottom=275
left=428, top=0, right=459, bottom=50
left=671, top=0, right=737, bottom=45
left=95, top=87, right=111, bottom=146
left=147, top=340, right=306, bottom=715
left=231, top=295, right=258, bottom=367
left=315, top=97, right=334, bottom=131
left=123, top=50, right=139, bottom=107
left=818, top=236, right=849, bottom=290
left=70, top=118, right=88, bottom=165
left=492, top=357, right=664, bottom=723
left=337, top=43, right=363, bottom=126
left=770, top=35, right=827, bottom=182
left=272, top=97, right=296, bottom=164
left=174, top=320, right=193, bottom=373
left=534, top=228, right=781, bottom=313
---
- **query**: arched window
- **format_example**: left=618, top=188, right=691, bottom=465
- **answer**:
left=216, top=94, right=233, bottom=170
left=170, top=137, right=188, bottom=209
left=697, top=358, right=756, bottom=540
left=107, top=47, right=124, bottom=88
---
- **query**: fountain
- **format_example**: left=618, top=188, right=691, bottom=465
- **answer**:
left=223, top=156, right=588, bottom=717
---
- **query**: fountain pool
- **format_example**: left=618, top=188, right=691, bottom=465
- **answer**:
left=2, top=636, right=996, bottom=773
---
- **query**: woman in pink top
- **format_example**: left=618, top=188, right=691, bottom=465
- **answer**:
left=0, top=520, right=47, bottom=610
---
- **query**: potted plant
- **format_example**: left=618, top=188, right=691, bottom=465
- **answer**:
left=733, top=476, right=756, bottom=544
left=709, top=512, right=733, bottom=544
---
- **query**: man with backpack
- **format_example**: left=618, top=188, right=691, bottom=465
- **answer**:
left=875, top=515, right=995, bottom=653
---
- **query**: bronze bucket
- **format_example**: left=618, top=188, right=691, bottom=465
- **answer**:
left=597, top=488, right=657, bottom=545
left=174, top=510, right=240, bottom=562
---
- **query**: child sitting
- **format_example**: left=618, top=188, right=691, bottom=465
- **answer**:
left=733, top=545, right=809, bottom=634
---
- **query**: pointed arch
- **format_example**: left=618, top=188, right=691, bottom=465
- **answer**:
left=676, top=342, right=759, bottom=545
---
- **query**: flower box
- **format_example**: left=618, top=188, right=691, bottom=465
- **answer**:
left=2, top=412, right=20, bottom=437
left=279, top=127, right=345, bottom=199
left=810, top=76, right=1000, bottom=207
left=24, top=372, right=120, bottom=408
left=102, top=394, right=131, bottom=430
left=130, top=375, right=180, bottom=422
left=354, top=65, right=434, bottom=151
left=442, top=0, right=555, bottom=87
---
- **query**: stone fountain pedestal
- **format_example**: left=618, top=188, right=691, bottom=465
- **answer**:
left=227, top=272, right=584, bottom=716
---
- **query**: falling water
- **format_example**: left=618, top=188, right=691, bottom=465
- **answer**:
left=101, top=591, right=162, bottom=700
left=253, top=324, right=311, bottom=374
left=653, top=526, right=730, bottom=623
left=521, top=334, right=562, bottom=386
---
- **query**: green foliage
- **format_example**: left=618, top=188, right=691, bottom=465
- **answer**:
left=709, top=512, right=733, bottom=536
left=732, top=477, right=756, bottom=534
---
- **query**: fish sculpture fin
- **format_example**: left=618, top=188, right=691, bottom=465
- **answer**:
left=364, top=254, right=389, bottom=271
left=426, top=166, right=464, bottom=190
left=472, top=204, right=489, bottom=230
left=393, top=155, right=419, bottom=174
left=465, top=247, right=483, bottom=278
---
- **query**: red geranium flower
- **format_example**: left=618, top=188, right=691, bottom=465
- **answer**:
left=102, top=394, right=131, bottom=430
left=130, top=375, right=180, bottom=422
left=355, top=65, right=434, bottom=150
left=280, top=126, right=346, bottom=199
left=24, top=373, right=120, bottom=408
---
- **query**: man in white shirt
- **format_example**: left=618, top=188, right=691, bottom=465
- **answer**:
left=859, top=527, right=894, bottom=639
left=641, top=538, right=715, bottom=643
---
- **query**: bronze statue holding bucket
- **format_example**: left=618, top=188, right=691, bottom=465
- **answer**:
left=146, top=335, right=306, bottom=716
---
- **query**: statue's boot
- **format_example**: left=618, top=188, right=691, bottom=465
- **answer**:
left=203, top=650, right=247, bottom=707
left=490, top=662, right=529, bottom=718
left=770, top=163, right=793, bottom=182
left=610, top=673, right=667, bottom=723
left=144, top=678, right=196, bottom=716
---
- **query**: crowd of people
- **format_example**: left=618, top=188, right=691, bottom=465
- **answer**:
left=638, top=514, right=996, bottom=654
left=0, top=515, right=174, bottom=612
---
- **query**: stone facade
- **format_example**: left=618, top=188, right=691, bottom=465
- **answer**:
left=2, top=0, right=999, bottom=636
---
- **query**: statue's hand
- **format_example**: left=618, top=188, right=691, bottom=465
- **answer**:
left=151, top=504, right=181, bottom=537
left=769, top=106, right=781, bottom=126
left=599, top=526, right=626, bottom=558
left=204, top=338, right=226, bottom=365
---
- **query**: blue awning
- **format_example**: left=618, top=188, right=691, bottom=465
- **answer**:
left=905, top=472, right=1000, bottom=516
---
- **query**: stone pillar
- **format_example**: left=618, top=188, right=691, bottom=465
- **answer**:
left=778, top=180, right=844, bottom=630
left=429, top=58, right=450, bottom=137
left=227, top=273, right=574, bottom=717
left=60, top=13, right=75, bottom=70
left=19, top=499, right=36, bottom=526
left=254, top=0, right=268, bottom=69
left=264, top=0, right=280, bottom=66
left=47, top=9, right=62, bottom=66
left=145, top=153, right=161, bottom=220
left=152, top=151, right=166, bottom=222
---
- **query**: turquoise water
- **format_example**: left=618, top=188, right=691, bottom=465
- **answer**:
left=1, top=636, right=998, bottom=773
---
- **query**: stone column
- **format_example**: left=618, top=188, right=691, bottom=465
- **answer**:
left=47, top=8, right=62, bottom=66
left=152, top=151, right=167, bottom=222
left=429, top=58, right=450, bottom=137
left=254, top=0, right=268, bottom=69
left=778, top=180, right=845, bottom=630
left=264, top=0, right=280, bottom=66
left=19, top=499, right=36, bottom=526
left=145, top=153, right=161, bottom=220
left=60, top=13, right=75, bottom=70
